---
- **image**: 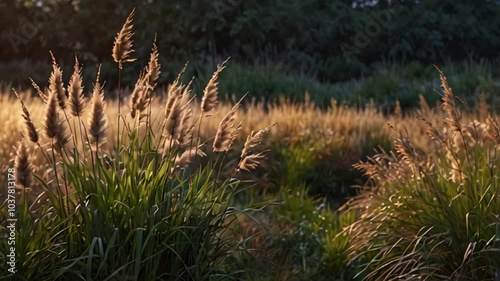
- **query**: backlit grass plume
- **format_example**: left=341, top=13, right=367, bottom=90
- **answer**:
left=88, top=68, right=107, bottom=145
left=14, top=140, right=33, bottom=189
left=68, top=56, right=85, bottom=117
left=201, top=60, right=227, bottom=114
left=43, top=87, right=65, bottom=141
left=112, top=8, right=136, bottom=69
left=213, top=95, right=245, bottom=152
left=14, top=90, right=39, bottom=144
left=49, top=51, right=66, bottom=109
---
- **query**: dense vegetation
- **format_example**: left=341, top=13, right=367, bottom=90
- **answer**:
left=0, top=3, right=499, bottom=280
left=2, top=0, right=500, bottom=82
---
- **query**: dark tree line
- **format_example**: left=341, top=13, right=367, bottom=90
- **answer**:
left=1, top=0, right=499, bottom=82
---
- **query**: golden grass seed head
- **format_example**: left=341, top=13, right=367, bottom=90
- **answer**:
left=49, top=52, right=67, bottom=109
left=68, top=56, right=85, bottom=117
left=88, top=69, right=108, bottom=145
left=213, top=95, right=245, bottom=152
left=112, top=8, right=136, bottom=69
left=238, top=151, right=267, bottom=172
left=201, top=61, right=227, bottom=114
left=14, top=90, right=39, bottom=143
left=145, top=36, right=161, bottom=90
left=43, top=89, right=60, bottom=139
left=15, top=140, right=33, bottom=188
left=30, top=78, right=48, bottom=103
left=241, top=123, right=275, bottom=158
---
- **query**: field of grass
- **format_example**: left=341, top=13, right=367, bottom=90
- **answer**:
left=1, top=10, right=499, bottom=281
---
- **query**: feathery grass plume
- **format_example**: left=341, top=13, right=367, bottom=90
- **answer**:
left=389, top=123, right=420, bottom=166
left=201, top=59, right=228, bottom=114
left=129, top=73, right=149, bottom=118
left=238, top=151, right=267, bottom=172
left=43, top=88, right=69, bottom=150
left=30, top=78, right=47, bottom=103
left=417, top=115, right=445, bottom=145
left=14, top=90, right=39, bottom=143
left=213, top=95, right=246, bottom=152
left=174, top=147, right=206, bottom=169
left=112, top=8, right=136, bottom=69
left=145, top=35, right=161, bottom=90
left=177, top=97, right=194, bottom=147
left=166, top=92, right=191, bottom=141
left=436, top=66, right=461, bottom=132
left=15, top=140, right=33, bottom=188
left=88, top=67, right=108, bottom=145
left=240, top=123, right=275, bottom=158
left=43, top=88, right=61, bottom=139
left=164, top=84, right=183, bottom=119
left=49, top=52, right=66, bottom=109
left=68, top=56, right=85, bottom=117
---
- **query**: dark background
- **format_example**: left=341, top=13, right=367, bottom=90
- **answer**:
left=1, top=0, right=499, bottom=108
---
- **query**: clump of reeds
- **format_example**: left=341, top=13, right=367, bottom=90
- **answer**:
left=5, top=11, right=273, bottom=280
left=345, top=70, right=500, bottom=281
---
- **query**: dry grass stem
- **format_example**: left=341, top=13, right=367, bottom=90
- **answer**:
left=112, top=8, right=136, bottom=69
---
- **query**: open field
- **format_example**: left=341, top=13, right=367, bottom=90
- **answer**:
left=1, top=4, right=499, bottom=280
left=1, top=66, right=499, bottom=279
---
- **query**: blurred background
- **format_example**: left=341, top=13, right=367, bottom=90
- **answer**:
left=1, top=0, right=499, bottom=110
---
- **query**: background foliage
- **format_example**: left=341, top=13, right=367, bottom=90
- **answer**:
left=1, top=0, right=500, bottom=83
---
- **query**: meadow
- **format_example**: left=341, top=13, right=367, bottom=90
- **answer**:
left=0, top=9, right=499, bottom=281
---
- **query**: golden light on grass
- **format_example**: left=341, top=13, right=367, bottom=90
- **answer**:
left=68, top=56, right=85, bottom=117
left=213, top=95, right=245, bottom=152
left=15, top=140, right=33, bottom=189
left=112, top=8, right=136, bottom=69
left=49, top=51, right=66, bottom=109
left=88, top=68, right=108, bottom=145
